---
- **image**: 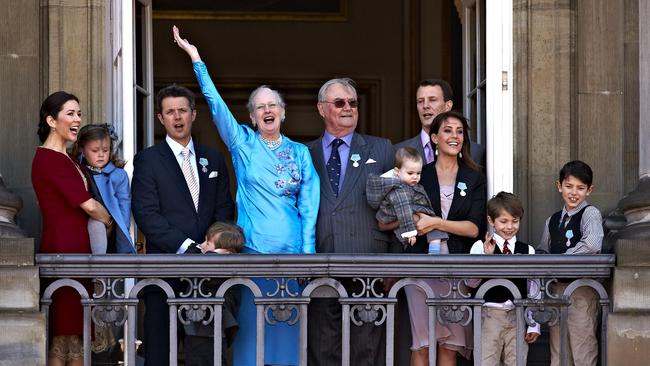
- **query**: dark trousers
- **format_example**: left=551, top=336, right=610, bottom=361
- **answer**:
left=184, top=334, right=229, bottom=366
left=144, top=288, right=174, bottom=366
left=307, top=280, right=386, bottom=366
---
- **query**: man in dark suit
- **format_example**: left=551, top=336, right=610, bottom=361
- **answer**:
left=131, top=85, right=235, bottom=366
left=396, top=79, right=486, bottom=168
left=306, top=78, right=395, bottom=366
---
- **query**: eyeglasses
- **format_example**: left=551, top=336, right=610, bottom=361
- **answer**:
left=321, top=99, right=359, bottom=109
left=255, top=103, right=278, bottom=112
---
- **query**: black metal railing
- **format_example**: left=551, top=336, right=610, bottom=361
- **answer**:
left=37, top=254, right=615, bottom=366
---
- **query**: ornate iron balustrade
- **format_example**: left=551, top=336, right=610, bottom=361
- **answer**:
left=36, top=254, right=615, bottom=366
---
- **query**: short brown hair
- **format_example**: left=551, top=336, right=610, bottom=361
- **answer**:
left=394, top=146, right=422, bottom=168
left=206, top=222, right=245, bottom=253
left=487, top=192, right=524, bottom=220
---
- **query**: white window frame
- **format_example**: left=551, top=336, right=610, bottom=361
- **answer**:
left=463, top=0, right=514, bottom=196
left=485, top=0, right=513, bottom=195
left=111, top=0, right=153, bottom=179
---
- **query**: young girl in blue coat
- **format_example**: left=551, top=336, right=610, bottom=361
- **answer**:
left=74, top=124, right=136, bottom=254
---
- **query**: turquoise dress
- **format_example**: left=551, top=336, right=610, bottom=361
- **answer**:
left=193, top=61, right=320, bottom=365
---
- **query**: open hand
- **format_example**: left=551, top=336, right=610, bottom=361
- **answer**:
left=172, top=25, right=202, bottom=62
left=483, top=231, right=495, bottom=254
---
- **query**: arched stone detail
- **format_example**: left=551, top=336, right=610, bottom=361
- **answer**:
left=301, top=277, right=348, bottom=298
left=386, top=277, right=435, bottom=299
left=42, top=278, right=90, bottom=301
left=215, top=277, right=263, bottom=298
left=474, top=278, right=523, bottom=300
left=126, top=278, right=176, bottom=299
left=561, top=278, right=609, bottom=300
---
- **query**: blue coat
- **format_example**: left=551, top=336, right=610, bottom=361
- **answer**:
left=93, top=162, right=135, bottom=253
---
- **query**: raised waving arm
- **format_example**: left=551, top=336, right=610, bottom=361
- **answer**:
left=173, top=25, right=202, bottom=62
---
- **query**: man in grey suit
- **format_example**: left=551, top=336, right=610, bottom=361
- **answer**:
left=306, top=78, right=395, bottom=366
left=396, top=79, right=486, bottom=168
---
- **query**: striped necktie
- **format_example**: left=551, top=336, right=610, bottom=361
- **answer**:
left=503, top=240, right=512, bottom=254
left=181, top=147, right=199, bottom=211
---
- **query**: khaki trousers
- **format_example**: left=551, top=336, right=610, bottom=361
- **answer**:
left=481, top=307, right=528, bottom=366
left=549, top=283, right=599, bottom=366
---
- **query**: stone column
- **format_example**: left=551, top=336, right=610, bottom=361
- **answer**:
left=607, top=1, right=650, bottom=364
left=0, top=175, right=26, bottom=238
left=42, top=0, right=107, bottom=123
left=616, top=0, right=650, bottom=235
left=513, top=0, right=574, bottom=242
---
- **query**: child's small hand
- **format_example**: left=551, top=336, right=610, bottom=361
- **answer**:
left=525, top=331, right=539, bottom=343
left=407, top=236, right=417, bottom=246
left=483, top=232, right=495, bottom=254
left=199, top=240, right=213, bottom=254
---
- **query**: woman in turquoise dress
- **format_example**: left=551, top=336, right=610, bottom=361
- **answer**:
left=173, top=26, right=320, bottom=365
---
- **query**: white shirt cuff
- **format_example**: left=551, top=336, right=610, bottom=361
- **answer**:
left=177, top=238, right=195, bottom=254
left=401, top=230, right=418, bottom=238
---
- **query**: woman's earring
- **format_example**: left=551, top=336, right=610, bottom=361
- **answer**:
left=435, top=147, right=439, bottom=156
left=459, top=151, right=463, bottom=158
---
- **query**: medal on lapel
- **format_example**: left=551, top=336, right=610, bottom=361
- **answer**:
left=457, top=182, right=468, bottom=197
left=350, top=153, right=361, bottom=168
left=199, top=158, right=208, bottom=173
left=565, top=229, right=574, bottom=247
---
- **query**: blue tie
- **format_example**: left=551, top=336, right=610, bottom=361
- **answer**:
left=327, top=139, right=344, bottom=196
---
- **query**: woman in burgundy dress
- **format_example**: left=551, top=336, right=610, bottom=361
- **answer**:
left=32, top=91, right=112, bottom=366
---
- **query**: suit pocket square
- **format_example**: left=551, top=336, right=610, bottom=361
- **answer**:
left=208, top=171, right=219, bottom=178
left=365, top=158, right=377, bottom=164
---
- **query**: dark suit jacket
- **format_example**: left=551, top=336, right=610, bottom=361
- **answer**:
left=131, top=141, right=235, bottom=254
left=307, top=133, right=395, bottom=254
left=395, top=134, right=487, bottom=170
left=405, top=162, right=487, bottom=254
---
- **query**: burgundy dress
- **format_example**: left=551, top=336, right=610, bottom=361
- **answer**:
left=32, top=147, right=92, bottom=336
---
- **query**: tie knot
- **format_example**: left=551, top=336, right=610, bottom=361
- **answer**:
left=331, top=138, right=344, bottom=149
left=182, top=147, right=190, bottom=158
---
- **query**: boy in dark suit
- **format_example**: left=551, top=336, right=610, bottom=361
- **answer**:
left=131, top=85, right=234, bottom=366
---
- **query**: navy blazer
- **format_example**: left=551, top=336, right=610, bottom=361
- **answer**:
left=405, top=162, right=487, bottom=254
left=131, top=141, right=234, bottom=254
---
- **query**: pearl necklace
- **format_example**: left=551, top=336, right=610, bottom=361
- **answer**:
left=261, top=134, right=282, bottom=150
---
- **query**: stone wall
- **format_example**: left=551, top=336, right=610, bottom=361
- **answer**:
left=513, top=0, right=639, bottom=244
left=0, top=237, right=44, bottom=366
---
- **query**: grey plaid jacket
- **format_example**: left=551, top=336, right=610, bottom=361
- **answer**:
left=366, top=173, right=437, bottom=244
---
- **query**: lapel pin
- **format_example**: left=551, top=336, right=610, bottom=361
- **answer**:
left=350, top=153, right=361, bottom=167
left=565, top=229, right=574, bottom=246
left=199, top=157, right=208, bottom=173
left=457, top=182, right=468, bottom=197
